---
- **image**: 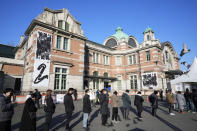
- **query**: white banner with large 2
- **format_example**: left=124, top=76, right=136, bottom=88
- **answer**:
left=32, top=31, right=51, bottom=87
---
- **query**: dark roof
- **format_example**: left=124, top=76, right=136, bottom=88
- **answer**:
left=86, top=40, right=114, bottom=51
left=0, top=44, right=15, bottom=58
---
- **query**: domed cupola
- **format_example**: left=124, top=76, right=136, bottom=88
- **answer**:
left=112, top=27, right=129, bottom=41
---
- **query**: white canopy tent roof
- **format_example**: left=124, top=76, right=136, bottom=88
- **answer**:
left=171, top=57, right=197, bottom=84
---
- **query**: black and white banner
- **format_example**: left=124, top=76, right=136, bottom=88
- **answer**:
left=142, top=72, right=157, bottom=89
left=32, top=31, right=51, bottom=87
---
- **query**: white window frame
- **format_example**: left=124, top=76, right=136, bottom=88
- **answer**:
left=117, top=75, right=122, bottom=89
left=130, top=74, right=138, bottom=90
left=55, top=35, right=70, bottom=51
left=54, top=65, right=69, bottom=91
left=92, top=52, right=100, bottom=64
left=116, top=56, right=122, bottom=65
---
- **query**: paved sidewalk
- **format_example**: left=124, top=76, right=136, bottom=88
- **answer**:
left=11, top=97, right=197, bottom=131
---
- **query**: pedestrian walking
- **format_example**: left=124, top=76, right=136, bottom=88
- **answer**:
left=166, top=90, right=175, bottom=116
left=19, top=92, right=37, bottom=131
left=83, top=89, right=91, bottom=129
left=0, top=88, right=15, bottom=131
left=43, top=90, right=56, bottom=131
left=73, top=89, right=78, bottom=101
left=192, top=89, right=197, bottom=111
left=100, top=89, right=109, bottom=126
left=122, top=90, right=131, bottom=120
left=134, top=91, right=144, bottom=119
left=111, top=91, right=119, bottom=124
left=176, top=91, right=185, bottom=114
left=184, top=88, right=195, bottom=113
left=64, top=88, right=74, bottom=130
left=34, top=89, right=41, bottom=109
left=149, top=91, right=158, bottom=117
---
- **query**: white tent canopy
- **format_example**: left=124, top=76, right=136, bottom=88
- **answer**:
left=171, top=57, right=197, bottom=84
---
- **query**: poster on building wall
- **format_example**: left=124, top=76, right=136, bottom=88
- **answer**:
left=32, top=31, right=51, bottom=87
left=142, top=72, right=157, bottom=89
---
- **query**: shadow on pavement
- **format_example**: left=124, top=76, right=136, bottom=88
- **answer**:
left=128, top=128, right=146, bottom=131
left=51, top=111, right=82, bottom=130
left=12, top=115, right=45, bottom=130
left=143, top=106, right=182, bottom=131
left=89, top=108, right=100, bottom=124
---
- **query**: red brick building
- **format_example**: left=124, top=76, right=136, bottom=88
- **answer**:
left=0, top=8, right=180, bottom=93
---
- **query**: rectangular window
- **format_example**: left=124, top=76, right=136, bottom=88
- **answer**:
left=130, top=75, right=137, bottom=89
left=63, top=38, right=68, bottom=51
left=58, top=20, right=63, bottom=29
left=116, top=56, right=121, bottom=65
left=93, top=52, right=99, bottom=63
left=117, top=76, right=122, bottom=89
left=56, top=36, right=61, bottom=49
left=129, top=55, right=136, bottom=65
left=103, top=55, right=109, bottom=65
left=54, top=67, right=67, bottom=90
left=146, top=51, right=151, bottom=61
left=65, top=22, right=69, bottom=31
left=133, top=55, right=136, bottom=64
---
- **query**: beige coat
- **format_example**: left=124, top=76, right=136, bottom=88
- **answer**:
left=166, top=93, right=174, bottom=104
left=111, top=94, right=118, bottom=107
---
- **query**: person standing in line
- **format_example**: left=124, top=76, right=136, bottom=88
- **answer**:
left=184, top=88, right=195, bottom=113
left=0, top=88, right=15, bottom=131
left=134, top=91, right=144, bottom=119
left=19, top=92, right=37, bottom=131
left=34, top=89, right=41, bottom=109
left=64, top=88, right=75, bottom=131
left=122, top=90, right=131, bottom=120
left=192, top=89, right=197, bottom=112
left=43, top=90, right=56, bottom=131
left=166, top=90, right=175, bottom=116
left=100, top=89, right=109, bottom=126
left=149, top=91, right=158, bottom=117
left=176, top=91, right=185, bottom=114
left=83, top=89, right=91, bottom=129
left=160, top=89, right=163, bottom=101
left=111, top=91, right=119, bottom=124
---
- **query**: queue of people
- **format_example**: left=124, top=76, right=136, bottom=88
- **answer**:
left=1, top=87, right=197, bottom=131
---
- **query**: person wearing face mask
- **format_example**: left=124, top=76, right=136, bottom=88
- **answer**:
left=64, top=88, right=75, bottom=131
left=100, top=89, right=109, bottom=126
left=83, top=89, right=91, bottom=129
left=0, top=88, right=15, bottom=131
left=19, top=92, right=37, bottom=131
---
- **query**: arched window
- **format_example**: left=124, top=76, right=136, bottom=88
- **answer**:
left=93, top=71, right=99, bottom=89
left=128, top=38, right=137, bottom=47
left=93, top=71, right=98, bottom=76
left=103, top=72, right=108, bottom=78
left=105, top=38, right=117, bottom=48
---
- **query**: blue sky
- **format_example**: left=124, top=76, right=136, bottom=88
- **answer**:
left=0, top=0, right=196, bottom=70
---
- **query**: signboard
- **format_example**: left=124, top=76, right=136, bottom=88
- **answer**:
left=142, top=72, right=157, bottom=89
left=32, top=31, right=51, bottom=87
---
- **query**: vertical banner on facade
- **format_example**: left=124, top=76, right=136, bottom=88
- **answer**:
left=32, top=31, right=51, bottom=87
left=142, top=72, right=157, bottom=89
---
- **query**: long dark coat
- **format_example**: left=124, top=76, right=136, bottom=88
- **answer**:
left=45, top=96, right=56, bottom=114
left=100, top=94, right=109, bottom=115
left=134, top=94, right=144, bottom=113
left=19, top=98, right=37, bottom=131
left=64, top=93, right=74, bottom=113
left=83, top=94, right=91, bottom=113
left=150, top=93, right=158, bottom=108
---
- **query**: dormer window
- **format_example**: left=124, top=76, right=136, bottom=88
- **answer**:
left=65, top=22, right=69, bottom=32
left=147, top=35, right=151, bottom=41
left=58, top=20, right=63, bottom=29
